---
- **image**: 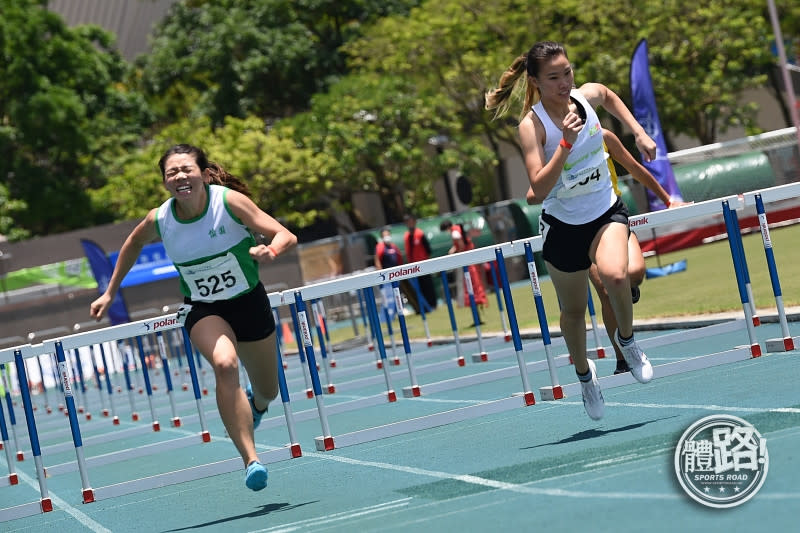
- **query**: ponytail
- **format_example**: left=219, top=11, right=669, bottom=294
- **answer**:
left=486, top=41, right=567, bottom=122
left=485, top=54, right=540, bottom=122
left=206, top=161, right=252, bottom=198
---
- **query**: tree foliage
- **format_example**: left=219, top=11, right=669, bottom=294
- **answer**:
left=0, top=0, right=152, bottom=239
left=136, top=0, right=422, bottom=126
left=4, top=0, right=799, bottom=241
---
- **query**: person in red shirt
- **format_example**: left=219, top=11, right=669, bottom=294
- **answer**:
left=375, top=228, right=404, bottom=269
left=403, top=214, right=438, bottom=310
left=440, top=220, right=488, bottom=311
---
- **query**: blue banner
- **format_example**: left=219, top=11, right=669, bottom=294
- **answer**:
left=108, top=242, right=177, bottom=288
left=80, top=239, right=132, bottom=325
left=630, top=39, right=683, bottom=211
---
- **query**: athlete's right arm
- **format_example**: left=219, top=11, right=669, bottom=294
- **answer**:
left=520, top=111, right=577, bottom=201
left=90, top=209, right=159, bottom=321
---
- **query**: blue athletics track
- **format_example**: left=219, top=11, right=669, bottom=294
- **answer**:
left=1, top=186, right=799, bottom=532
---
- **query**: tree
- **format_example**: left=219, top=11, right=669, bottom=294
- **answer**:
left=90, top=115, right=338, bottom=230
left=136, top=0, right=422, bottom=126
left=0, top=0, right=152, bottom=239
left=346, top=0, right=790, bottom=155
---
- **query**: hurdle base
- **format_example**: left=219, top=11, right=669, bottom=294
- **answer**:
left=8, top=473, right=18, bottom=485
left=171, top=417, right=181, bottom=427
left=40, top=498, right=53, bottom=513
left=329, top=360, right=337, bottom=368
left=85, top=413, right=92, bottom=421
left=102, top=409, right=109, bottom=417
left=539, top=386, right=564, bottom=401
left=82, top=488, right=95, bottom=504
left=387, top=390, right=397, bottom=402
left=305, top=389, right=314, bottom=399
left=182, top=384, right=189, bottom=391
left=201, top=431, right=211, bottom=443
left=393, top=357, right=401, bottom=366
left=402, top=385, right=422, bottom=398
left=327, top=384, right=336, bottom=394
left=504, top=333, right=512, bottom=342
left=766, top=337, right=796, bottom=352
left=752, top=315, right=761, bottom=327
left=46, top=406, right=52, bottom=414
left=131, top=413, right=139, bottom=421
left=376, top=361, right=383, bottom=369
left=587, top=347, right=606, bottom=360
left=112, top=416, right=120, bottom=425
left=457, top=356, right=465, bottom=367
left=750, top=343, right=762, bottom=357
left=314, top=435, right=336, bottom=451
left=290, top=443, right=302, bottom=457
left=16, top=451, right=23, bottom=461
left=152, top=421, right=161, bottom=432
left=427, top=340, right=433, bottom=347
left=471, top=352, right=489, bottom=363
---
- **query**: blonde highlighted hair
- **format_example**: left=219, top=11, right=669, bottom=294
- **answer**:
left=485, top=41, right=568, bottom=122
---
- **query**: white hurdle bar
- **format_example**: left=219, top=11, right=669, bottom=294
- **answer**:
left=263, top=191, right=794, bottom=451
left=0, top=314, right=302, bottom=519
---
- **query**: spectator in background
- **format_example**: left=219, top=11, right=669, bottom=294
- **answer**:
left=374, top=227, right=404, bottom=270
left=375, top=227, right=404, bottom=318
left=403, top=214, right=438, bottom=311
left=441, top=219, right=488, bottom=313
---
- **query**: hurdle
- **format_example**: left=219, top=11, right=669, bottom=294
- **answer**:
left=722, top=200, right=762, bottom=357
left=489, top=261, right=513, bottom=342
left=463, top=265, right=490, bottom=363
left=0, top=363, right=23, bottom=462
left=264, top=239, right=544, bottom=452
left=0, top=312, right=303, bottom=520
left=741, top=183, right=800, bottom=351
left=259, top=191, right=792, bottom=454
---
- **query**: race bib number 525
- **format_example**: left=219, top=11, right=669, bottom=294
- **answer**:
left=178, top=253, right=249, bottom=301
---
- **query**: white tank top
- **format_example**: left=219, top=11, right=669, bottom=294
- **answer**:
left=532, top=89, right=616, bottom=224
left=155, top=184, right=260, bottom=302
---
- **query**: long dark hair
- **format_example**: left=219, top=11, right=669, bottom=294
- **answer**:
left=158, top=144, right=251, bottom=197
left=485, top=41, right=568, bottom=121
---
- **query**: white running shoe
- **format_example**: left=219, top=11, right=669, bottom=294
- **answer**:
left=580, top=359, right=604, bottom=420
left=614, top=330, right=653, bottom=384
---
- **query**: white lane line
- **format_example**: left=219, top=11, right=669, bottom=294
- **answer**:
left=557, top=401, right=800, bottom=414
left=303, top=453, right=676, bottom=499
left=250, top=498, right=412, bottom=533
left=8, top=469, right=111, bottom=532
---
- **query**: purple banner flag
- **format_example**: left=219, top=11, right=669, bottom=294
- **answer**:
left=630, top=39, right=683, bottom=211
left=81, top=239, right=131, bottom=325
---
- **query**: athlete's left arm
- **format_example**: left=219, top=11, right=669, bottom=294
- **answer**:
left=580, top=82, right=656, bottom=162
left=227, top=190, right=298, bottom=261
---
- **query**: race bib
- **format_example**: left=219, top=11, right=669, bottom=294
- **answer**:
left=178, top=252, right=249, bottom=302
left=558, top=165, right=602, bottom=198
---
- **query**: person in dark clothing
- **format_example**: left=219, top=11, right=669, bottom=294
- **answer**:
left=403, top=214, right=437, bottom=311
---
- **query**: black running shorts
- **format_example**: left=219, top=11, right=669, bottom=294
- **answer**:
left=539, top=197, right=629, bottom=273
left=183, top=281, right=276, bottom=342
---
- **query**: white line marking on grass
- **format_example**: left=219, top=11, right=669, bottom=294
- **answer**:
left=10, top=469, right=112, bottom=533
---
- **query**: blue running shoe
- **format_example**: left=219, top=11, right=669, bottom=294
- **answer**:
left=246, top=384, right=268, bottom=430
left=245, top=461, right=268, bottom=491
